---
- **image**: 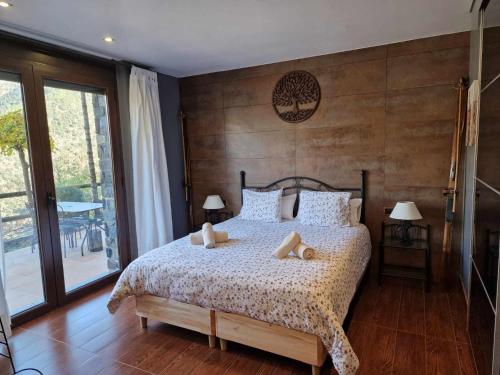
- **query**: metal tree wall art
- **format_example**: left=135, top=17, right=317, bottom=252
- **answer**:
left=272, top=70, right=321, bottom=123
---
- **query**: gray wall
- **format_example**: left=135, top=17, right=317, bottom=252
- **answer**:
left=158, top=73, right=189, bottom=239
left=116, top=64, right=138, bottom=260
left=461, top=2, right=482, bottom=300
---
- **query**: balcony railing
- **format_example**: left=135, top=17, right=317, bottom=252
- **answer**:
left=1, top=182, right=103, bottom=252
left=0, top=182, right=102, bottom=223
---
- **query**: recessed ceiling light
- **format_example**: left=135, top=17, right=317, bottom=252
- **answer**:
left=103, top=36, right=114, bottom=43
left=0, top=2, right=12, bottom=8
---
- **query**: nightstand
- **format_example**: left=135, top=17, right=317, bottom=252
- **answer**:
left=194, top=210, right=234, bottom=231
left=205, top=210, right=233, bottom=225
left=378, top=222, right=432, bottom=292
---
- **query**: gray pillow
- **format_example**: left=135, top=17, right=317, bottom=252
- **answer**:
left=281, top=194, right=297, bottom=220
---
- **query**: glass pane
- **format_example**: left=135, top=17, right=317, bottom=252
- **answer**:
left=481, top=0, right=500, bottom=86
left=469, top=265, right=494, bottom=375
left=43, top=80, right=120, bottom=292
left=472, top=179, right=500, bottom=305
left=0, top=72, right=46, bottom=314
left=476, top=78, right=500, bottom=190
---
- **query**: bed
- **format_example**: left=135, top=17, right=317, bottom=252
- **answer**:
left=108, top=170, right=371, bottom=375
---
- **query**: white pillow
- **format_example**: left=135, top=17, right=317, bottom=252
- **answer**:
left=240, top=188, right=283, bottom=223
left=281, top=194, right=297, bottom=220
left=297, top=191, right=352, bottom=227
left=349, top=198, right=363, bottom=226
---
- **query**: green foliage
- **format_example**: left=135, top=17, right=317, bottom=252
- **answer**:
left=56, top=186, right=85, bottom=202
left=0, top=109, right=26, bottom=156
left=0, top=84, right=103, bottom=217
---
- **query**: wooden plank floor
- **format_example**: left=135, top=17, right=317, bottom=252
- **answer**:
left=1, top=274, right=476, bottom=375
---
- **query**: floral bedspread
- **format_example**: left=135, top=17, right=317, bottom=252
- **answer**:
left=107, top=217, right=371, bottom=374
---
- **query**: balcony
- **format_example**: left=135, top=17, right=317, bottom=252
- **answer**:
left=5, top=235, right=109, bottom=314
left=1, top=184, right=118, bottom=315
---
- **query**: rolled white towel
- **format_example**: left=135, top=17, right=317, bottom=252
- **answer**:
left=190, top=230, right=228, bottom=245
left=202, top=222, right=216, bottom=249
left=273, top=231, right=301, bottom=259
left=293, top=243, right=315, bottom=260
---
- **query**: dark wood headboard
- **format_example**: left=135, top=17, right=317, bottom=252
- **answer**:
left=240, top=170, right=367, bottom=224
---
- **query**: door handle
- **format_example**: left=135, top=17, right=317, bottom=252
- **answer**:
left=47, top=192, right=57, bottom=203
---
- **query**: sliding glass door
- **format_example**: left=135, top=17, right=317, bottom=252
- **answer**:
left=0, top=42, right=129, bottom=324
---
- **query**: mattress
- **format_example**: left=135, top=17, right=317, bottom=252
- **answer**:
left=108, top=217, right=371, bottom=375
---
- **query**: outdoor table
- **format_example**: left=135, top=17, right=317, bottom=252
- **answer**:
left=57, top=202, right=103, bottom=213
left=57, top=201, right=104, bottom=254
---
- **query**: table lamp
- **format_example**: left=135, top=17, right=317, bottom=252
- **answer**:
left=389, top=201, right=423, bottom=245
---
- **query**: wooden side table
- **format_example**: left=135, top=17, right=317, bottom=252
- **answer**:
left=378, top=222, right=432, bottom=292
left=204, top=210, right=234, bottom=225
left=193, top=210, right=234, bottom=231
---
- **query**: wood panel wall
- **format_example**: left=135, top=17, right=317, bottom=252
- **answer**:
left=179, top=32, right=469, bottom=252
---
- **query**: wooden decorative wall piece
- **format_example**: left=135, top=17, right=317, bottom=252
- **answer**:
left=272, top=70, right=321, bottom=123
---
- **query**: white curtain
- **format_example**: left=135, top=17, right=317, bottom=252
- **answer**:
left=0, top=210, right=11, bottom=337
left=129, top=66, right=173, bottom=256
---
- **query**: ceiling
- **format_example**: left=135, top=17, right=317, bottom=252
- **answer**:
left=0, top=0, right=471, bottom=77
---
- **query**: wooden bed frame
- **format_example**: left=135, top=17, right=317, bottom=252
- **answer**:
left=135, top=170, right=368, bottom=375
left=136, top=295, right=216, bottom=348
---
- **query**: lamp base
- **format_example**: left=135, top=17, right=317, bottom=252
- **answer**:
left=398, top=220, right=413, bottom=246
left=204, top=209, right=219, bottom=224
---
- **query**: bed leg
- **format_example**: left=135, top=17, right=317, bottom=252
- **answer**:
left=220, top=338, right=228, bottom=351
left=208, top=335, right=216, bottom=348
left=140, top=316, right=147, bottom=328
left=311, top=365, right=321, bottom=375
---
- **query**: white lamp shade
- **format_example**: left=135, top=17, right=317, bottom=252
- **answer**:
left=389, top=201, right=422, bottom=221
left=203, top=195, right=225, bottom=210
